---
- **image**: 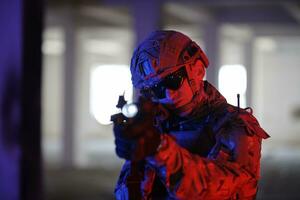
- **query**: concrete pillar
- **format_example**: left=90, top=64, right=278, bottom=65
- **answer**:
left=132, top=0, right=162, bottom=46
left=244, top=37, right=254, bottom=107
left=62, top=6, right=76, bottom=168
left=0, top=0, right=43, bottom=199
left=203, top=22, right=220, bottom=88
left=131, top=0, right=162, bottom=99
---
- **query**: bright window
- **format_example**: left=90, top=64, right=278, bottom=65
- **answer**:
left=90, top=65, right=133, bottom=125
left=218, top=65, right=247, bottom=108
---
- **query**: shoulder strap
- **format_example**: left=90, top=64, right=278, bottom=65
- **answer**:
left=237, top=109, right=270, bottom=139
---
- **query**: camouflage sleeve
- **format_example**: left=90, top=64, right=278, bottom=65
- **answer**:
left=114, top=161, right=131, bottom=200
left=146, top=129, right=263, bottom=200
left=114, top=160, right=156, bottom=200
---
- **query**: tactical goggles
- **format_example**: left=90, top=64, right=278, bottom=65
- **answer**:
left=141, top=67, right=187, bottom=99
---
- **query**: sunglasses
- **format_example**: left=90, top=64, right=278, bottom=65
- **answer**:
left=141, top=67, right=187, bottom=99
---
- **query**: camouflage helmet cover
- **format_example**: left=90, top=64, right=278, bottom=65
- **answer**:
left=130, top=30, right=209, bottom=89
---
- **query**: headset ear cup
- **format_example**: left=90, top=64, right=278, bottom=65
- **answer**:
left=195, top=60, right=206, bottom=80
left=185, top=60, right=206, bottom=96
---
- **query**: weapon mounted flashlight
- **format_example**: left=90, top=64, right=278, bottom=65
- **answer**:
left=122, top=103, right=138, bottom=118
left=110, top=95, right=139, bottom=123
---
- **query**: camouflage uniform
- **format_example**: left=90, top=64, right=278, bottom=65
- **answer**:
left=115, top=81, right=269, bottom=200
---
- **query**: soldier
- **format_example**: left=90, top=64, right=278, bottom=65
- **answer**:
left=113, top=30, right=269, bottom=200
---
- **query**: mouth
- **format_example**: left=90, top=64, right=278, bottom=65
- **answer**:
left=161, top=98, right=189, bottom=110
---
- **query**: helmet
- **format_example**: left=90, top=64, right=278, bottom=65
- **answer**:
left=130, top=30, right=209, bottom=97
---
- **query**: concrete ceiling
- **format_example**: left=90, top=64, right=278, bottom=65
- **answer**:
left=46, top=0, right=300, bottom=36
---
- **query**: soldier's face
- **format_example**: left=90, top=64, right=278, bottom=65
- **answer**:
left=156, top=77, right=194, bottom=116
left=140, top=66, right=198, bottom=116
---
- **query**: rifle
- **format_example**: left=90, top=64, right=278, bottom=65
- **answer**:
left=111, top=95, right=161, bottom=200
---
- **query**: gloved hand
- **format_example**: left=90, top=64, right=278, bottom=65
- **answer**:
left=113, top=97, right=161, bottom=161
left=113, top=122, right=137, bottom=160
